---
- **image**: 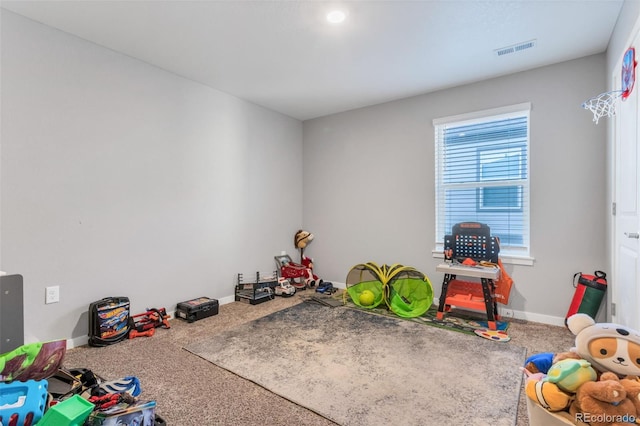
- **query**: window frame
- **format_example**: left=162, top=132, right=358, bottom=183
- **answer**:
left=476, top=144, right=526, bottom=212
left=432, top=103, right=533, bottom=265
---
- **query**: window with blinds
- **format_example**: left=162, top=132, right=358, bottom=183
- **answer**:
left=434, top=104, right=531, bottom=257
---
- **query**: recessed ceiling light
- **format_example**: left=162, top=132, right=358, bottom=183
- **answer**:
left=327, top=10, right=346, bottom=24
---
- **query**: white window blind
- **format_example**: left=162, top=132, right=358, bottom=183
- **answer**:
left=434, top=104, right=531, bottom=257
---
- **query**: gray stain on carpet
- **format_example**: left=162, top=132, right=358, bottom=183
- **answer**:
left=185, top=303, right=526, bottom=426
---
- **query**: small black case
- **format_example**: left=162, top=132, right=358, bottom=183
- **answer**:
left=88, top=296, right=131, bottom=347
left=175, top=297, right=219, bottom=323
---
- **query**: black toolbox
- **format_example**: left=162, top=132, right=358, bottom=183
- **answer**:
left=175, top=297, right=219, bottom=323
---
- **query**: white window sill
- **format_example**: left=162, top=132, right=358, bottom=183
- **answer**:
left=431, top=250, right=535, bottom=266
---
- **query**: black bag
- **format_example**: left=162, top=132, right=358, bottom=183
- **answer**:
left=88, top=297, right=131, bottom=347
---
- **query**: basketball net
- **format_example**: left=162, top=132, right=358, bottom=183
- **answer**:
left=582, top=90, right=624, bottom=124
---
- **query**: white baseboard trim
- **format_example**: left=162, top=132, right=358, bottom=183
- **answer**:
left=68, top=335, right=88, bottom=349
left=67, top=291, right=565, bottom=349
left=330, top=281, right=346, bottom=289
left=505, top=309, right=566, bottom=327
left=69, top=295, right=238, bottom=350
left=432, top=297, right=566, bottom=327
left=218, top=295, right=236, bottom=305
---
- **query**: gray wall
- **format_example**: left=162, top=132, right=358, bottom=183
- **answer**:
left=1, top=11, right=303, bottom=345
left=303, top=54, right=607, bottom=324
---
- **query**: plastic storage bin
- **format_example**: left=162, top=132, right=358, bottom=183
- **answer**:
left=0, top=379, right=48, bottom=425
left=38, top=394, right=94, bottom=426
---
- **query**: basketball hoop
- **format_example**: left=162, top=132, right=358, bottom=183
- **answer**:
left=581, top=90, right=624, bottom=124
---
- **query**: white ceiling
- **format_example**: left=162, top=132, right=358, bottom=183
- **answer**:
left=1, top=0, right=625, bottom=121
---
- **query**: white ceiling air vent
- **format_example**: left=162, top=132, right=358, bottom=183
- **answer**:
left=494, top=39, right=537, bottom=57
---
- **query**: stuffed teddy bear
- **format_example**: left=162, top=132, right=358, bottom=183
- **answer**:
left=569, top=372, right=637, bottom=426
left=619, top=376, right=640, bottom=414
left=567, top=313, right=640, bottom=378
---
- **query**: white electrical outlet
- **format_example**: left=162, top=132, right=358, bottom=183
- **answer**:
left=45, top=286, right=60, bottom=304
left=501, top=308, right=514, bottom=318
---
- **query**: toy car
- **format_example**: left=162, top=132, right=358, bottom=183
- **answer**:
left=274, top=278, right=296, bottom=297
left=315, top=282, right=335, bottom=294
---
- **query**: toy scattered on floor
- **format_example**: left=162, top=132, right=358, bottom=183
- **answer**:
left=131, top=308, right=170, bottom=332
left=89, top=392, right=135, bottom=410
left=473, top=328, right=510, bottom=342
left=38, top=393, right=95, bottom=426
left=47, top=367, right=102, bottom=402
left=129, top=308, right=170, bottom=340
left=236, top=273, right=277, bottom=304
left=0, top=340, right=66, bottom=382
left=0, top=379, right=49, bottom=425
left=315, top=281, right=336, bottom=294
left=275, top=254, right=321, bottom=290
left=567, top=313, right=640, bottom=377
left=345, top=262, right=433, bottom=318
left=97, top=376, right=142, bottom=397
left=87, top=399, right=157, bottom=426
left=52, top=368, right=159, bottom=425
left=88, top=297, right=131, bottom=347
left=129, top=329, right=155, bottom=339
left=176, top=297, right=219, bottom=322
left=359, top=290, right=375, bottom=306
left=275, top=278, right=296, bottom=297
left=301, top=255, right=322, bottom=287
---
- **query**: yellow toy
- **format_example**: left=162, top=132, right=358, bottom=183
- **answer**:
left=523, top=369, right=572, bottom=412
left=359, top=290, right=375, bottom=306
left=544, top=358, right=597, bottom=393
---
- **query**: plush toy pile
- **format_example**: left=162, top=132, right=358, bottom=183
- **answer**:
left=523, top=313, right=640, bottom=425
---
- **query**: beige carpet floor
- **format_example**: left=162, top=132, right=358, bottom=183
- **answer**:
left=62, top=292, right=576, bottom=425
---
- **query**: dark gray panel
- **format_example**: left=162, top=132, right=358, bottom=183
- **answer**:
left=0, top=274, right=24, bottom=353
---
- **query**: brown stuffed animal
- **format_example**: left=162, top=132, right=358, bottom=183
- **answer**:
left=570, top=372, right=637, bottom=426
left=619, top=376, right=640, bottom=414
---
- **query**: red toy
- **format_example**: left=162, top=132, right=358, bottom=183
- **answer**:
left=276, top=254, right=318, bottom=289
left=275, top=230, right=323, bottom=289
left=129, top=329, right=154, bottom=339
left=128, top=308, right=170, bottom=339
